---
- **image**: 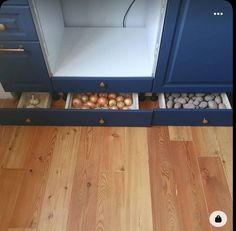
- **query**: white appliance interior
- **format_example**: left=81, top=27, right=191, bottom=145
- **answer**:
left=30, top=0, right=168, bottom=78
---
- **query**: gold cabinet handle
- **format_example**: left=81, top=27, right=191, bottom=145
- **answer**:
left=202, top=118, right=209, bottom=125
left=99, top=118, right=105, bottom=125
left=99, top=82, right=106, bottom=88
left=0, top=48, right=25, bottom=52
left=25, top=118, right=32, bottom=124
left=0, top=23, right=6, bottom=32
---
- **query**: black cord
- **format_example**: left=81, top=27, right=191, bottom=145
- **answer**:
left=123, top=0, right=137, bottom=28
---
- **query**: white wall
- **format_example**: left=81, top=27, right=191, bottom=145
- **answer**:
left=61, top=0, right=148, bottom=27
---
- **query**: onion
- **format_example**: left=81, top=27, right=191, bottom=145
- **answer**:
left=110, top=105, right=118, bottom=110
left=81, top=105, right=90, bottom=110
left=99, top=93, right=108, bottom=97
left=124, top=98, right=133, bottom=106
left=116, top=95, right=124, bottom=102
left=108, top=99, right=117, bottom=107
left=89, top=95, right=98, bottom=103
left=86, top=101, right=96, bottom=109
left=108, top=93, right=117, bottom=99
left=122, top=106, right=129, bottom=110
left=72, top=98, right=82, bottom=108
left=97, top=97, right=108, bottom=107
left=81, top=95, right=89, bottom=103
left=117, top=101, right=125, bottom=109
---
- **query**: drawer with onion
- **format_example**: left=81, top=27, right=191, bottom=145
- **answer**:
left=152, top=93, right=233, bottom=126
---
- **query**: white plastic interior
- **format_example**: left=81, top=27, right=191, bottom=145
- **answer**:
left=30, top=0, right=167, bottom=78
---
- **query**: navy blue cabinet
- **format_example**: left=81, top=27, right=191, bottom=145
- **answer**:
left=154, top=0, right=233, bottom=92
left=0, top=0, right=52, bottom=92
left=0, top=4, right=37, bottom=41
left=0, top=41, right=52, bottom=91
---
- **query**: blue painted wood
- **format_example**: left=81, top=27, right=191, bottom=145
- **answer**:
left=0, top=109, right=153, bottom=126
left=1, top=0, right=28, bottom=6
left=0, top=41, right=52, bottom=91
left=154, top=0, right=233, bottom=92
left=52, top=77, right=153, bottom=93
left=0, top=5, right=37, bottom=41
left=152, top=108, right=233, bottom=126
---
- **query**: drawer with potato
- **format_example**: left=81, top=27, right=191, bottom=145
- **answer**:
left=152, top=93, right=233, bottom=126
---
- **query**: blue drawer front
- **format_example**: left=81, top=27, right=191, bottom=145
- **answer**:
left=0, top=5, right=37, bottom=41
left=152, top=109, right=233, bottom=126
left=52, top=77, right=153, bottom=93
left=0, top=109, right=153, bottom=126
left=0, top=41, right=52, bottom=91
left=1, top=0, right=28, bottom=5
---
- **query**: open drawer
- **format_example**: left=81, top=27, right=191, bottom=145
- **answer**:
left=0, top=92, right=153, bottom=126
left=152, top=93, right=233, bottom=126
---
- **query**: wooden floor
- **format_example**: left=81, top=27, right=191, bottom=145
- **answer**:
left=0, top=125, right=232, bottom=231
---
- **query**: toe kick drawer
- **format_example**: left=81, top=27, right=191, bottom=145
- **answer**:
left=153, top=93, right=233, bottom=126
left=0, top=92, right=153, bottom=126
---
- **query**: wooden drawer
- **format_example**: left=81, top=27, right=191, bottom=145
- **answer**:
left=0, top=92, right=152, bottom=126
left=152, top=93, right=233, bottom=126
left=0, top=5, right=38, bottom=41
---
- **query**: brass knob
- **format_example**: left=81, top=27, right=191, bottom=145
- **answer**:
left=99, top=118, right=105, bottom=125
left=202, top=118, right=209, bottom=124
left=25, top=118, right=32, bottom=124
left=99, top=82, right=106, bottom=88
left=0, top=24, right=6, bottom=32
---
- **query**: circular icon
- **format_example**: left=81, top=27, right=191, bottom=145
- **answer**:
left=209, top=211, right=227, bottom=227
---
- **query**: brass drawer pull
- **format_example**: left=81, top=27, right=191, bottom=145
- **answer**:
left=99, top=82, right=106, bottom=88
left=202, top=118, right=209, bottom=124
left=99, top=118, right=105, bottom=125
left=25, top=118, right=32, bottom=124
left=0, top=48, right=25, bottom=52
left=0, top=23, right=6, bottom=32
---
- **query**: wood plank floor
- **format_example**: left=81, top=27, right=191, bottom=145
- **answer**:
left=0, top=125, right=232, bottom=231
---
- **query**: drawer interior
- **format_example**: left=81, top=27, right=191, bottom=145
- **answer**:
left=0, top=92, right=232, bottom=111
left=158, top=93, right=232, bottom=110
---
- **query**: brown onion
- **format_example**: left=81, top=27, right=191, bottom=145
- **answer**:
left=72, top=98, right=82, bottom=108
left=117, top=101, right=125, bottom=109
left=108, top=93, right=117, bottom=99
left=116, top=95, right=124, bottom=102
left=99, top=93, right=108, bottom=97
left=81, top=95, right=89, bottom=103
left=124, top=98, right=133, bottom=106
left=97, top=97, right=108, bottom=107
left=81, top=105, right=90, bottom=110
left=89, top=95, right=98, bottom=103
left=108, top=99, right=117, bottom=107
left=110, top=106, right=118, bottom=110
left=86, top=101, right=96, bottom=109
left=122, top=106, right=129, bottom=110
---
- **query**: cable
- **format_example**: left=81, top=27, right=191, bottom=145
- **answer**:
left=123, top=0, right=137, bottom=28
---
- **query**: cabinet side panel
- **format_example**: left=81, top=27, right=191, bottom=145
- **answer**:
left=30, top=0, right=64, bottom=74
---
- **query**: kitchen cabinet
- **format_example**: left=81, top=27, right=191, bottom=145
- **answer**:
left=154, top=0, right=233, bottom=92
left=0, top=0, right=233, bottom=126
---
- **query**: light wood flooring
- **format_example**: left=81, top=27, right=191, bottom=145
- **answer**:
left=0, top=125, right=232, bottom=231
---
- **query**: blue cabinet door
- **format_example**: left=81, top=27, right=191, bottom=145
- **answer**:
left=154, top=0, right=233, bottom=92
left=0, top=41, right=52, bottom=91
